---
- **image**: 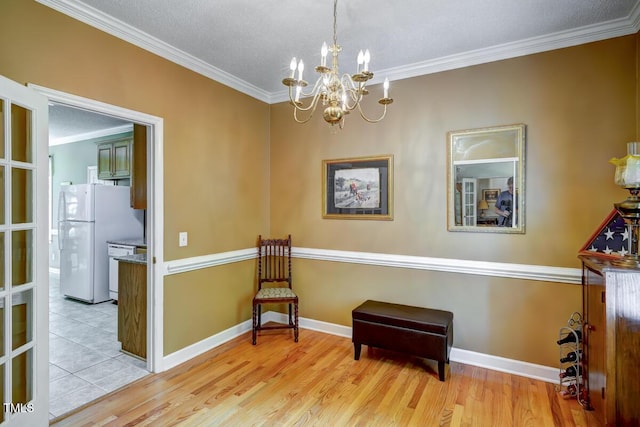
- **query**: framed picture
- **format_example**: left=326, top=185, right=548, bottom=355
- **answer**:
left=482, top=189, right=499, bottom=204
left=322, top=155, right=393, bottom=220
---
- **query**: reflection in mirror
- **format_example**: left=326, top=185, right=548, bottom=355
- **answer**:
left=447, top=124, right=526, bottom=233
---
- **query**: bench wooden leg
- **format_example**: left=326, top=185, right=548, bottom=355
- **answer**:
left=438, top=361, right=445, bottom=382
left=354, top=343, right=362, bottom=360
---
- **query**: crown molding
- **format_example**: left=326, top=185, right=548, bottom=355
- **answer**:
left=37, top=0, right=640, bottom=106
left=271, top=12, right=640, bottom=103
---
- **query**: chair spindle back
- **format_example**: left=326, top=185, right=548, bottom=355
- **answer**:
left=258, top=235, right=291, bottom=289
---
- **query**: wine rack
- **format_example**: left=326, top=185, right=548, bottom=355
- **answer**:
left=556, top=312, right=585, bottom=404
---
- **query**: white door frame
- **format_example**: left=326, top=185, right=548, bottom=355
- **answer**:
left=28, top=84, right=165, bottom=373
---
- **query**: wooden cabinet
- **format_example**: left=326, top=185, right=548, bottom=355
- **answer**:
left=130, top=124, right=147, bottom=209
left=98, top=138, right=131, bottom=180
left=580, top=255, right=640, bottom=426
left=117, top=259, right=146, bottom=359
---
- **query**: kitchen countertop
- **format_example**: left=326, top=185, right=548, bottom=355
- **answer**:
left=114, top=253, right=147, bottom=265
left=107, top=238, right=147, bottom=248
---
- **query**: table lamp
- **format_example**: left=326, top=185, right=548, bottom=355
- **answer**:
left=478, top=199, right=489, bottom=217
left=610, top=141, right=640, bottom=266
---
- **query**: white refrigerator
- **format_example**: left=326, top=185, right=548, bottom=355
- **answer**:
left=58, top=184, right=144, bottom=303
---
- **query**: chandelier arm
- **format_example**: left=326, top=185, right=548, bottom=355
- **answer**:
left=290, top=90, right=325, bottom=124
left=286, top=81, right=318, bottom=105
left=339, top=74, right=367, bottom=111
left=299, top=76, right=327, bottom=99
left=340, top=89, right=362, bottom=112
left=293, top=105, right=318, bottom=124
left=341, top=73, right=359, bottom=91
left=355, top=102, right=389, bottom=123
left=287, top=83, right=324, bottom=113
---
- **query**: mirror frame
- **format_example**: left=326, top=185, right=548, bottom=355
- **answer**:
left=447, top=123, right=526, bottom=233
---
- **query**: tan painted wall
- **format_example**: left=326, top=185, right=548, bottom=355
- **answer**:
left=1, top=0, right=638, bottom=365
left=270, top=36, right=637, bottom=367
left=0, top=0, right=270, bottom=354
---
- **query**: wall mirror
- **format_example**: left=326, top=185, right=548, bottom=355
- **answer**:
left=447, top=124, right=526, bottom=233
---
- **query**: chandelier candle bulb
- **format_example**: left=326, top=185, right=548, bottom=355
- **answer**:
left=297, top=60, right=304, bottom=81
left=295, top=86, right=301, bottom=102
left=357, top=50, right=364, bottom=73
left=363, top=49, right=371, bottom=72
left=289, top=58, right=297, bottom=78
left=321, top=42, right=328, bottom=67
left=384, top=78, right=389, bottom=98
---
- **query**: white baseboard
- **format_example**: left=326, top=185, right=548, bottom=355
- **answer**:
left=449, top=348, right=558, bottom=383
left=162, top=311, right=558, bottom=384
left=163, top=317, right=254, bottom=370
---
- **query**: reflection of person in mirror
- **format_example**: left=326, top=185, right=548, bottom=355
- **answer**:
left=495, top=177, right=516, bottom=226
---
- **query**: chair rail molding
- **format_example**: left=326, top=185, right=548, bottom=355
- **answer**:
left=163, top=246, right=581, bottom=284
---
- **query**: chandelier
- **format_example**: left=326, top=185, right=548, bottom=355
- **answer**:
left=282, top=0, right=393, bottom=128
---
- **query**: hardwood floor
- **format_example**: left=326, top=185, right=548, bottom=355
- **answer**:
left=51, top=326, right=601, bottom=426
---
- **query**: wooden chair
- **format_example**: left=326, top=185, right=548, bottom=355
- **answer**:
left=252, top=234, right=299, bottom=345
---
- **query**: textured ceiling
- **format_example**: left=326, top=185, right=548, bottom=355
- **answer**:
left=39, top=0, right=640, bottom=138
left=49, top=104, right=131, bottom=146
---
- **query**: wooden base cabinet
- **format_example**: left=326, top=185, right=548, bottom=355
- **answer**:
left=580, top=255, right=640, bottom=426
left=117, top=260, right=146, bottom=360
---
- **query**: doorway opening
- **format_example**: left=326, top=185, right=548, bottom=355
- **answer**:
left=30, top=85, right=164, bottom=419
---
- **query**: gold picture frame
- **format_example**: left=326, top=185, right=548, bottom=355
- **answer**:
left=322, top=155, right=393, bottom=220
left=447, top=123, right=526, bottom=233
left=482, top=189, right=500, bottom=204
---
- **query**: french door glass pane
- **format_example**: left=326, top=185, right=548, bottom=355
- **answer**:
left=0, top=232, right=4, bottom=290
left=0, top=166, right=4, bottom=225
left=11, top=230, right=32, bottom=286
left=0, top=297, right=4, bottom=357
left=0, top=99, right=4, bottom=159
left=12, top=289, right=32, bottom=350
left=11, top=168, right=32, bottom=224
left=11, top=103, right=31, bottom=163
left=12, top=348, right=32, bottom=405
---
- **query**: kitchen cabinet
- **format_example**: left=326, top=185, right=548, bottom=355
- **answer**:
left=98, top=138, right=131, bottom=180
left=130, top=124, right=147, bottom=209
left=117, top=256, right=146, bottom=359
left=579, top=255, right=640, bottom=426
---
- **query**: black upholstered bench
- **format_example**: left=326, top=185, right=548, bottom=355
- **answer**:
left=352, top=300, right=454, bottom=381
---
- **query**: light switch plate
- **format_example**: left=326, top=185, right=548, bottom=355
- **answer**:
left=179, top=231, right=188, bottom=247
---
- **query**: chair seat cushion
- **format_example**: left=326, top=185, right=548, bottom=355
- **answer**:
left=255, top=287, right=297, bottom=299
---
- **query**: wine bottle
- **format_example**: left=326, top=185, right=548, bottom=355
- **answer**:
left=560, top=383, right=577, bottom=397
left=557, top=330, right=582, bottom=345
left=560, top=350, right=582, bottom=364
left=559, top=365, right=582, bottom=378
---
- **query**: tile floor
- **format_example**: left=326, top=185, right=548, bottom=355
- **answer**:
left=49, top=274, right=149, bottom=420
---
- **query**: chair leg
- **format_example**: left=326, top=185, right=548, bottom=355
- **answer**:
left=294, top=302, right=299, bottom=342
left=288, top=303, right=293, bottom=326
left=252, top=303, right=257, bottom=345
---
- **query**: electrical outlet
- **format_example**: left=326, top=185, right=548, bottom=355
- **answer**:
left=179, top=232, right=188, bottom=247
